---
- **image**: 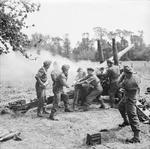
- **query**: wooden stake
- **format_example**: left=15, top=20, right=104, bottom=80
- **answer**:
left=97, top=39, right=104, bottom=63
left=112, top=38, right=119, bottom=65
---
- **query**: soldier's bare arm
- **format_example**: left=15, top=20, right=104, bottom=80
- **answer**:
left=51, top=72, right=57, bottom=82
left=59, top=75, right=69, bottom=88
left=78, top=75, right=89, bottom=82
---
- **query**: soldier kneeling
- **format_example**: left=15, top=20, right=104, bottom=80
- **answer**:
left=79, top=68, right=104, bottom=111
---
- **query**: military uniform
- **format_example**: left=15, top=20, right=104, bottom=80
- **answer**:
left=51, top=69, right=61, bottom=87
left=106, top=65, right=120, bottom=107
left=97, top=73, right=105, bottom=85
left=80, top=74, right=103, bottom=110
left=73, top=71, right=86, bottom=110
left=97, top=72, right=109, bottom=96
left=49, top=65, right=71, bottom=120
left=118, top=68, right=140, bottom=143
left=35, top=67, right=48, bottom=116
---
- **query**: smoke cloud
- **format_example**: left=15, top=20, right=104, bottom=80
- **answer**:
left=0, top=49, right=99, bottom=86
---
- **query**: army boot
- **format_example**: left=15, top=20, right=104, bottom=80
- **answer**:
left=42, top=107, right=49, bottom=114
left=126, top=131, right=140, bottom=143
left=99, top=99, right=106, bottom=109
left=119, top=121, right=129, bottom=127
left=64, top=108, right=73, bottom=112
left=73, top=105, right=78, bottom=111
left=111, top=103, right=116, bottom=108
left=49, top=113, right=58, bottom=121
left=49, top=115, right=58, bottom=121
left=49, top=109, right=58, bottom=121
left=37, top=108, right=43, bottom=117
left=64, top=103, right=73, bottom=112
left=82, top=105, right=89, bottom=111
left=64, top=99, right=73, bottom=112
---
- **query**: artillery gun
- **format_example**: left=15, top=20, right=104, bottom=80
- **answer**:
left=1, top=44, right=142, bottom=114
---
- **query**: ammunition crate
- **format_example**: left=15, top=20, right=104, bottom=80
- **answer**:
left=86, top=133, right=101, bottom=146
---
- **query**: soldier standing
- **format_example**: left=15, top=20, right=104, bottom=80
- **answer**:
left=118, top=66, right=140, bottom=143
left=96, top=67, right=105, bottom=85
left=35, top=60, right=51, bottom=117
left=49, top=64, right=72, bottom=120
left=51, top=61, right=61, bottom=86
left=106, top=60, right=120, bottom=108
left=79, top=68, right=104, bottom=111
left=96, top=67, right=109, bottom=96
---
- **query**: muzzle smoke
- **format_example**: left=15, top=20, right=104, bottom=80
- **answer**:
left=0, top=49, right=99, bottom=86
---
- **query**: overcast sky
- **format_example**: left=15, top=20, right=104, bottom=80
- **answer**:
left=24, top=0, right=150, bottom=46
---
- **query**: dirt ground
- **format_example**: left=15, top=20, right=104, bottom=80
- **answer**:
left=0, top=61, right=150, bottom=149
left=0, top=107, right=150, bottom=149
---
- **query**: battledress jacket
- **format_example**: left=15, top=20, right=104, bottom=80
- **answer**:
left=35, top=67, right=48, bottom=87
left=119, top=73, right=140, bottom=100
left=106, top=65, right=120, bottom=84
left=52, top=72, right=69, bottom=93
left=79, top=74, right=103, bottom=92
left=51, top=70, right=61, bottom=85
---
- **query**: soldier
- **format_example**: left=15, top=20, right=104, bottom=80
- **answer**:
left=35, top=60, right=51, bottom=117
left=73, top=68, right=86, bottom=110
left=106, top=60, right=120, bottom=108
left=96, top=67, right=108, bottom=95
left=51, top=61, right=61, bottom=86
left=75, top=68, right=86, bottom=81
left=49, top=64, right=72, bottom=120
left=118, top=66, right=140, bottom=143
left=79, top=68, right=104, bottom=111
left=97, top=67, right=105, bottom=82
left=96, top=67, right=108, bottom=108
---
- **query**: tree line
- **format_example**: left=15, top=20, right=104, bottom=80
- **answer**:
left=0, top=0, right=150, bottom=61
left=26, top=30, right=150, bottom=61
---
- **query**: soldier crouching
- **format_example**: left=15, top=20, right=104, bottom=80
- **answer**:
left=79, top=68, right=104, bottom=111
left=118, top=66, right=140, bottom=143
left=49, top=64, right=72, bottom=121
left=35, top=60, right=51, bottom=117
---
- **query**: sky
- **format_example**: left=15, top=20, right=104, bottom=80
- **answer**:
left=24, top=0, right=150, bottom=46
